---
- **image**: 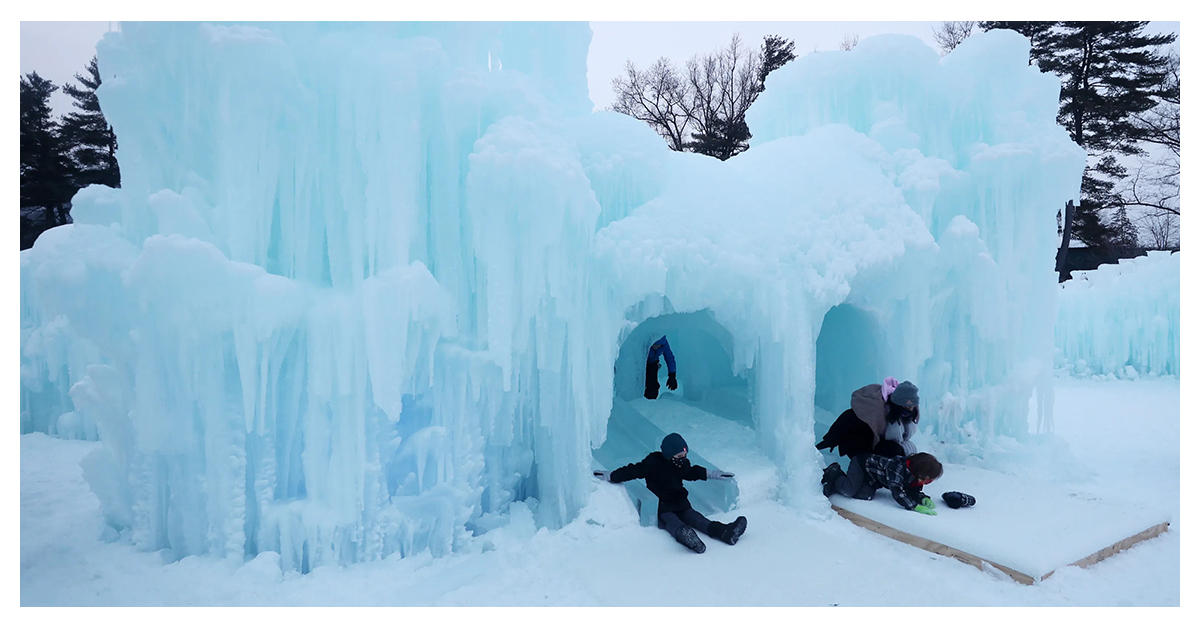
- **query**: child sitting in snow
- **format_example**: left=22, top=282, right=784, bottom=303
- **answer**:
left=821, top=452, right=943, bottom=516
left=594, top=432, right=746, bottom=553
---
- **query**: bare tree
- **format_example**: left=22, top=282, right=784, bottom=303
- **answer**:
left=838, top=33, right=860, bottom=51
left=1122, top=161, right=1179, bottom=218
left=932, top=21, right=976, bottom=56
left=1118, top=44, right=1180, bottom=250
left=686, top=34, right=761, bottom=159
left=1125, top=45, right=1179, bottom=218
left=611, top=58, right=696, bottom=152
left=612, top=33, right=798, bottom=160
left=1131, top=46, right=1180, bottom=160
left=1139, top=210, right=1179, bottom=250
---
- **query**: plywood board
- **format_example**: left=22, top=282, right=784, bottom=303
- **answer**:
left=829, top=463, right=1171, bottom=584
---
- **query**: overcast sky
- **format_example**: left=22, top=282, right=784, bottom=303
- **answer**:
left=20, top=21, right=116, bottom=114
left=21, top=20, right=1181, bottom=116
left=587, top=21, right=947, bottom=111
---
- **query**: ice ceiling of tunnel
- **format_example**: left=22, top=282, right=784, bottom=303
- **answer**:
left=19, top=22, right=1083, bottom=569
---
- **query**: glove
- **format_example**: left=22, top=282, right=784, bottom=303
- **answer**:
left=706, top=467, right=735, bottom=480
left=921, top=496, right=936, bottom=509
left=666, top=373, right=678, bottom=390
left=593, top=470, right=611, bottom=482
left=914, top=504, right=938, bottom=516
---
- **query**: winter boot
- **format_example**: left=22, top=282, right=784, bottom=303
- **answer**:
left=821, top=463, right=845, bottom=498
left=720, top=516, right=747, bottom=545
left=675, top=526, right=706, bottom=553
left=942, top=491, right=976, bottom=509
left=821, top=462, right=843, bottom=484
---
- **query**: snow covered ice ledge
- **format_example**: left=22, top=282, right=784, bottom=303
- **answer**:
left=1056, top=251, right=1180, bottom=378
left=19, top=23, right=1084, bottom=569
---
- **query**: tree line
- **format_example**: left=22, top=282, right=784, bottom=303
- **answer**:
left=610, top=34, right=797, bottom=162
left=20, top=55, right=120, bottom=250
left=613, top=23, right=1179, bottom=255
left=936, top=21, right=1179, bottom=255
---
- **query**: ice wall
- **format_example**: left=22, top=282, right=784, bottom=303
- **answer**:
left=1056, top=251, right=1180, bottom=378
left=745, top=31, right=1083, bottom=451
left=20, top=23, right=1085, bottom=568
left=22, top=21, right=629, bottom=569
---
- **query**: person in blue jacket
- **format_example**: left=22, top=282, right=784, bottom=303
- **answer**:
left=645, top=335, right=677, bottom=399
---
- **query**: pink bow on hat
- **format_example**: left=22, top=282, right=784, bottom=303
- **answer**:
left=881, top=376, right=899, bottom=402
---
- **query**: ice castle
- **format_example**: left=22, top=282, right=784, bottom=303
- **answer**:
left=21, top=22, right=1098, bottom=570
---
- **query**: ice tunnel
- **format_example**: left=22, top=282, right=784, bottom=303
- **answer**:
left=594, top=308, right=753, bottom=525
left=813, top=304, right=884, bottom=437
left=811, top=303, right=889, bottom=473
left=612, top=310, right=747, bottom=412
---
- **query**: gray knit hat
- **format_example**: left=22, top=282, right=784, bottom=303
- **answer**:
left=890, top=381, right=919, bottom=409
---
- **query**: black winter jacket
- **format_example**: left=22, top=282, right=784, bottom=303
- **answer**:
left=817, top=408, right=912, bottom=459
left=816, top=408, right=877, bottom=459
left=609, top=451, right=709, bottom=514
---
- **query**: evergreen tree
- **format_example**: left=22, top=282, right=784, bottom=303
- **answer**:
left=20, top=72, right=74, bottom=212
left=757, top=34, right=796, bottom=91
left=60, top=56, right=121, bottom=189
left=980, top=21, right=1176, bottom=250
left=1042, top=23, right=1175, bottom=158
left=977, top=21, right=1056, bottom=64
left=687, top=116, right=751, bottom=161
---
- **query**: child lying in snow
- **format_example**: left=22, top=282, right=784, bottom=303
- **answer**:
left=594, top=432, right=746, bottom=553
left=821, top=452, right=944, bottom=515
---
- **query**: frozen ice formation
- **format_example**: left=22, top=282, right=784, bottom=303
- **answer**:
left=20, top=23, right=1087, bottom=569
left=1056, top=251, right=1180, bottom=378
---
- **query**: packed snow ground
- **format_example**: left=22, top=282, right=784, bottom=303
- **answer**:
left=20, top=377, right=1179, bottom=606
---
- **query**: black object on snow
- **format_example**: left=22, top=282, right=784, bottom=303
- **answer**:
left=941, top=491, right=976, bottom=509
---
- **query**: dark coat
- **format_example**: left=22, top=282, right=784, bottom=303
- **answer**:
left=609, top=451, right=708, bottom=514
left=816, top=408, right=877, bottom=459
left=817, top=382, right=915, bottom=459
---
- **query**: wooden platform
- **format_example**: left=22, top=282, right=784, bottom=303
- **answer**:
left=829, top=464, right=1171, bottom=585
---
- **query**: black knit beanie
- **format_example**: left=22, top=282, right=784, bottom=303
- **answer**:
left=661, top=433, right=688, bottom=458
